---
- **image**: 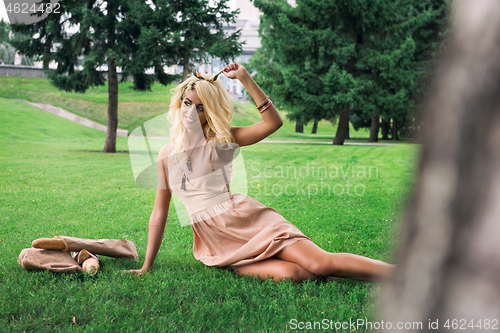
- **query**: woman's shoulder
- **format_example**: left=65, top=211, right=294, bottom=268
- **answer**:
left=158, top=142, right=174, bottom=161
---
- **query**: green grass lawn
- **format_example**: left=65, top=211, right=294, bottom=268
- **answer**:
left=0, top=92, right=419, bottom=332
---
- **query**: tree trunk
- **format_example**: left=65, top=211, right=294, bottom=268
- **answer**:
left=333, top=102, right=350, bottom=145
left=381, top=119, right=389, bottom=140
left=295, top=123, right=303, bottom=133
left=311, top=120, right=318, bottom=134
left=399, top=117, right=410, bottom=139
left=182, top=56, right=190, bottom=82
left=344, top=124, right=350, bottom=140
left=103, top=0, right=118, bottom=153
left=391, top=118, right=399, bottom=140
left=369, top=111, right=379, bottom=142
left=381, top=1, right=500, bottom=330
left=104, top=57, right=118, bottom=153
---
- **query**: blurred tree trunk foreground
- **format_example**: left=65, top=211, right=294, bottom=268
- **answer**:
left=381, top=0, right=500, bottom=330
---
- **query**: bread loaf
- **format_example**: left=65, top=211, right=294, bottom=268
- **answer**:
left=82, top=258, right=99, bottom=275
left=32, top=238, right=67, bottom=251
left=73, top=249, right=91, bottom=265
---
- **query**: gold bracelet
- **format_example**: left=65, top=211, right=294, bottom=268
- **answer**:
left=257, top=99, right=271, bottom=111
left=259, top=100, right=273, bottom=114
left=256, top=97, right=270, bottom=110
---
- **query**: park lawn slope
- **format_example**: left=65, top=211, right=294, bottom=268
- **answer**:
left=0, top=97, right=418, bottom=332
left=0, top=76, right=375, bottom=140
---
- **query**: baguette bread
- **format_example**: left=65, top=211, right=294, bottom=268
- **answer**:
left=73, top=249, right=91, bottom=265
left=32, top=238, right=67, bottom=251
left=82, top=258, right=99, bottom=276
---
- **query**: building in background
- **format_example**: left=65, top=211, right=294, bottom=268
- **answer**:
left=167, top=0, right=262, bottom=99
left=211, top=0, right=261, bottom=97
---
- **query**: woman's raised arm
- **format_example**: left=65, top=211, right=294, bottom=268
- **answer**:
left=223, top=63, right=283, bottom=147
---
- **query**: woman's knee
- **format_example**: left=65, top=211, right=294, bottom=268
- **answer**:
left=304, top=254, right=339, bottom=277
left=276, top=239, right=338, bottom=276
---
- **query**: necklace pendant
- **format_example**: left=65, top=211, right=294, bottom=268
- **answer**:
left=187, top=159, right=192, bottom=172
left=181, top=175, right=187, bottom=191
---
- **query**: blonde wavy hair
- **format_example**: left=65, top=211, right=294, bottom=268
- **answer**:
left=167, top=73, right=236, bottom=162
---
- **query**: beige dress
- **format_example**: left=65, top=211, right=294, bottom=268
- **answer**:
left=162, top=139, right=310, bottom=267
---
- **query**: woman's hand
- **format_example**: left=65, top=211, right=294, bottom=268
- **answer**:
left=222, top=63, right=249, bottom=81
left=123, top=267, right=150, bottom=276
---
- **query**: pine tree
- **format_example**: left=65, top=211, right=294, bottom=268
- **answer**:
left=12, top=0, right=243, bottom=152
left=250, top=0, right=449, bottom=144
left=130, top=0, right=243, bottom=83
left=12, top=0, right=164, bottom=152
left=353, top=0, right=450, bottom=141
left=173, top=0, right=243, bottom=82
left=250, top=0, right=382, bottom=145
left=0, top=19, right=10, bottom=44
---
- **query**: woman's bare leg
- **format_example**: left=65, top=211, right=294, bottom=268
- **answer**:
left=275, top=240, right=394, bottom=281
left=232, top=258, right=319, bottom=282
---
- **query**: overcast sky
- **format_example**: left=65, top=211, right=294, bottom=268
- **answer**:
left=1, top=1, right=9, bottom=23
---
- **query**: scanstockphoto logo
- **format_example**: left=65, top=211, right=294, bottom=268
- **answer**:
left=249, top=161, right=379, bottom=198
left=5, top=0, right=61, bottom=25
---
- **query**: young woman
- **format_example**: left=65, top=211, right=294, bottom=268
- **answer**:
left=125, top=63, right=393, bottom=282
